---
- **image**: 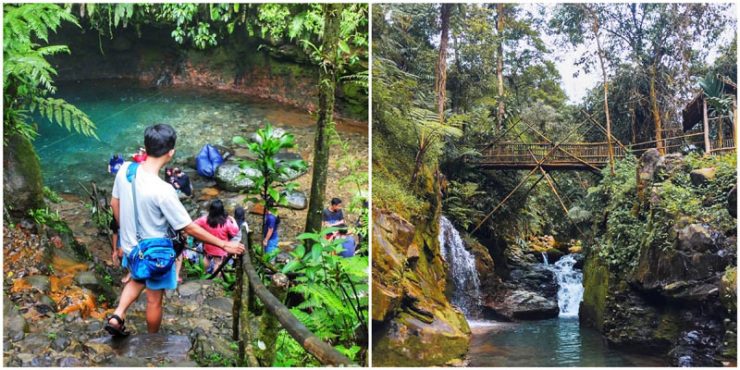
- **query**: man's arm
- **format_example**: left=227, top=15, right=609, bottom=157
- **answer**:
left=183, top=222, right=245, bottom=255
left=111, top=197, right=120, bottom=224
left=263, top=227, right=274, bottom=246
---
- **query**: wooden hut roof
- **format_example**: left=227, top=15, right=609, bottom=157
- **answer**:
left=682, top=77, right=737, bottom=131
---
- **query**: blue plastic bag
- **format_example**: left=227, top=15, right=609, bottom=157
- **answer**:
left=195, top=144, right=224, bottom=178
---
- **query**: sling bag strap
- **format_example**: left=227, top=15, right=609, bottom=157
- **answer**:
left=127, top=163, right=143, bottom=242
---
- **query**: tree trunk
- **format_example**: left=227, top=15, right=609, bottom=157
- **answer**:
left=496, top=3, right=505, bottom=130
left=703, top=98, right=711, bottom=155
left=305, top=4, right=341, bottom=234
left=649, top=66, right=664, bottom=154
left=591, top=13, right=614, bottom=175
left=435, top=4, right=452, bottom=123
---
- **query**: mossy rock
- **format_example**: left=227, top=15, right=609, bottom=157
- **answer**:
left=580, top=253, right=609, bottom=331
left=4, top=133, right=45, bottom=218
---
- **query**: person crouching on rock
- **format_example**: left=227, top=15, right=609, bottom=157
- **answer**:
left=105, top=123, right=245, bottom=338
left=194, top=199, right=239, bottom=275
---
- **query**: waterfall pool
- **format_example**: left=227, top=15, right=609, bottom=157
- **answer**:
left=467, top=318, right=669, bottom=367
left=33, top=79, right=366, bottom=195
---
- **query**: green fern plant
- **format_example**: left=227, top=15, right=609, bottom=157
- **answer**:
left=3, top=4, right=97, bottom=143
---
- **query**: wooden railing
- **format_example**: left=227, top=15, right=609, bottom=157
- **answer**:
left=233, top=226, right=354, bottom=367
left=472, top=142, right=627, bottom=170
left=472, top=134, right=735, bottom=171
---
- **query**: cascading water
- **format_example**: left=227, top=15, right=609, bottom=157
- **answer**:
left=438, top=216, right=481, bottom=317
left=546, top=254, right=584, bottom=318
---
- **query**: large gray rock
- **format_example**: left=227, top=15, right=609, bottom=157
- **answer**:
left=74, top=271, right=102, bottom=292
left=282, top=189, right=307, bottom=210
left=638, top=148, right=662, bottom=183
left=676, top=224, right=717, bottom=253
left=3, top=133, right=45, bottom=217
left=275, top=152, right=308, bottom=182
left=24, top=275, right=51, bottom=293
left=491, top=290, right=559, bottom=320
left=214, top=160, right=259, bottom=191
left=727, top=187, right=736, bottom=218
left=89, top=334, right=191, bottom=364
left=4, top=294, right=28, bottom=341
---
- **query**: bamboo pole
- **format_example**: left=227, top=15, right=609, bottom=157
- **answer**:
left=703, top=98, right=711, bottom=155
left=471, top=118, right=593, bottom=233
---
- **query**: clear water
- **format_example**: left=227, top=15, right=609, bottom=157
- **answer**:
left=469, top=253, right=668, bottom=366
left=468, top=319, right=669, bottom=367
left=33, top=79, right=336, bottom=194
left=438, top=215, right=481, bottom=317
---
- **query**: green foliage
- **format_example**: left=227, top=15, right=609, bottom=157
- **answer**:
left=183, top=257, right=208, bottom=280
left=28, top=207, right=70, bottom=234
left=232, top=124, right=307, bottom=228
left=270, top=227, right=367, bottom=365
left=88, top=202, right=112, bottom=233
left=42, top=186, right=62, bottom=203
left=588, top=152, right=737, bottom=271
left=3, top=4, right=98, bottom=143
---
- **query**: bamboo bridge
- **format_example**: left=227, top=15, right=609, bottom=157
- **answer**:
left=472, top=142, right=627, bottom=171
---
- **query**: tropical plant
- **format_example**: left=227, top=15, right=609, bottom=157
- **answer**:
left=275, top=227, right=368, bottom=364
left=232, top=124, right=307, bottom=231
left=3, top=4, right=97, bottom=143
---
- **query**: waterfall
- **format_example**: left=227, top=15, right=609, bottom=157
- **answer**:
left=541, top=252, right=549, bottom=265
left=438, top=216, right=482, bottom=318
left=546, top=254, right=584, bottom=318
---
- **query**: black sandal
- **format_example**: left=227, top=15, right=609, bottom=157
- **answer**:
left=104, top=314, right=130, bottom=338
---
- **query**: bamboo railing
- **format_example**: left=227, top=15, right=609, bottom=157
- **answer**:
left=472, top=132, right=734, bottom=171
left=233, top=226, right=354, bottom=367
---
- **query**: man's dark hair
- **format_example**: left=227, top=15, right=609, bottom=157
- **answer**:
left=331, top=198, right=342, bottom=206
left=144, top=124, right=177, bottom=157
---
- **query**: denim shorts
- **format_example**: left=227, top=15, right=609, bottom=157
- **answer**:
left=122, top=253, right=177, bottom=291
left=265, top=238, right=279, bottom=254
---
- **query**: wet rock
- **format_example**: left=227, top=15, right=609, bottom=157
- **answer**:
left=214, top=160, right=259, bottom=191
left=281, top=189, right=307, bottom=210
left=275, top=152, right=308, bottom=181
left=206, top=297, right=233, bottom=314
left=690, top=168, right=716, bottom=187
left=89, top=334, right=191, bottom=362
left=24, top=275, right=51, bottom=293
left=50, top=335, right=71, bottom=352
left=177, top=281, right=202, bottom=298
left=656, top=153, right=685, bottom=180
left=4, top=294, right=28, bottom=341
left=74, top=271, right=103, bottom=293
left=490, top=289, right=559, bottom=320
left=57, top=357, right=83, bottom=367
left=3, top=133, right=45, bottom=217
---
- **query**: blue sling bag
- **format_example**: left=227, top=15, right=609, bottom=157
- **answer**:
left=126, top=163, right=176, bottom=280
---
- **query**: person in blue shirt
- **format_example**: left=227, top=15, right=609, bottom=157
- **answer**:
left=108, top=154, right=124, bottom=175
left=321, top=198, right=345, bottom=228
left=262, top=201, right=280, bottom=254
left=336, top=227, right=356, bottom=258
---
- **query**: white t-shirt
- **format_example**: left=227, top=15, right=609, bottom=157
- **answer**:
left=112, top=162, right=192, bottom=255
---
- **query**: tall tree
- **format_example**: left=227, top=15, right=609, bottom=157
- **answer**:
left=435, top=4, right=452, bottom=122
left=495, top=3, right=505, bottom=129
left=305, top=3, right=342, bottom=233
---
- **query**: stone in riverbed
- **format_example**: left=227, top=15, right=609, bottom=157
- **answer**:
left=490, top=289, right=559, bottom=320
left=4, top=294, right=28, bottom=341
left=214, top=160, right=259, bottom=191
left=89, top=334, right=191, bottom=363
left=74, top=271, right=103, bottom=293
left=281, top=189, right=307, bottom=210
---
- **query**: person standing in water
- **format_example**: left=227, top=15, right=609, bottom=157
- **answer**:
left=105, top=124, right=245, bottom=338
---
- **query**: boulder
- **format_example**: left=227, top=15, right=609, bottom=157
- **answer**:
left=89, top=334, right=191, bottom=363
left=24, top=275, right=51, bottom=293
left=690, top=168, right=716, bottom=187
left=281, top=189, right=307, bottom=210
left=74, top=271, right=102, bottom=293
left=214, top=160, right=259, bottom=191
left=676, top=224, right=717, bottom=253
left=275, top=152, right=307, bottom=182
left=638, top=148, right=662, bottom=183
left=4, top=294, right=28, bottom=341
left=3, top=133, right=45, bottom=217
left=655, top=153, right=685, bottom=180
left=487, top=289, right=559, bottom=320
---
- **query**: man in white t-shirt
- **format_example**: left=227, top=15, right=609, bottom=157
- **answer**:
left=105, top=124, right=245, bottom=337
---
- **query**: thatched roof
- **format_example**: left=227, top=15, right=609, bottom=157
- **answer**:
left=682, top=78, right=737, bottom=131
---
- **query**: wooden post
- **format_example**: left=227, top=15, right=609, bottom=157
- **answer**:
left=703, top=98, right=711, bottom=155
left=733, top=99, right=737, bottom=150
